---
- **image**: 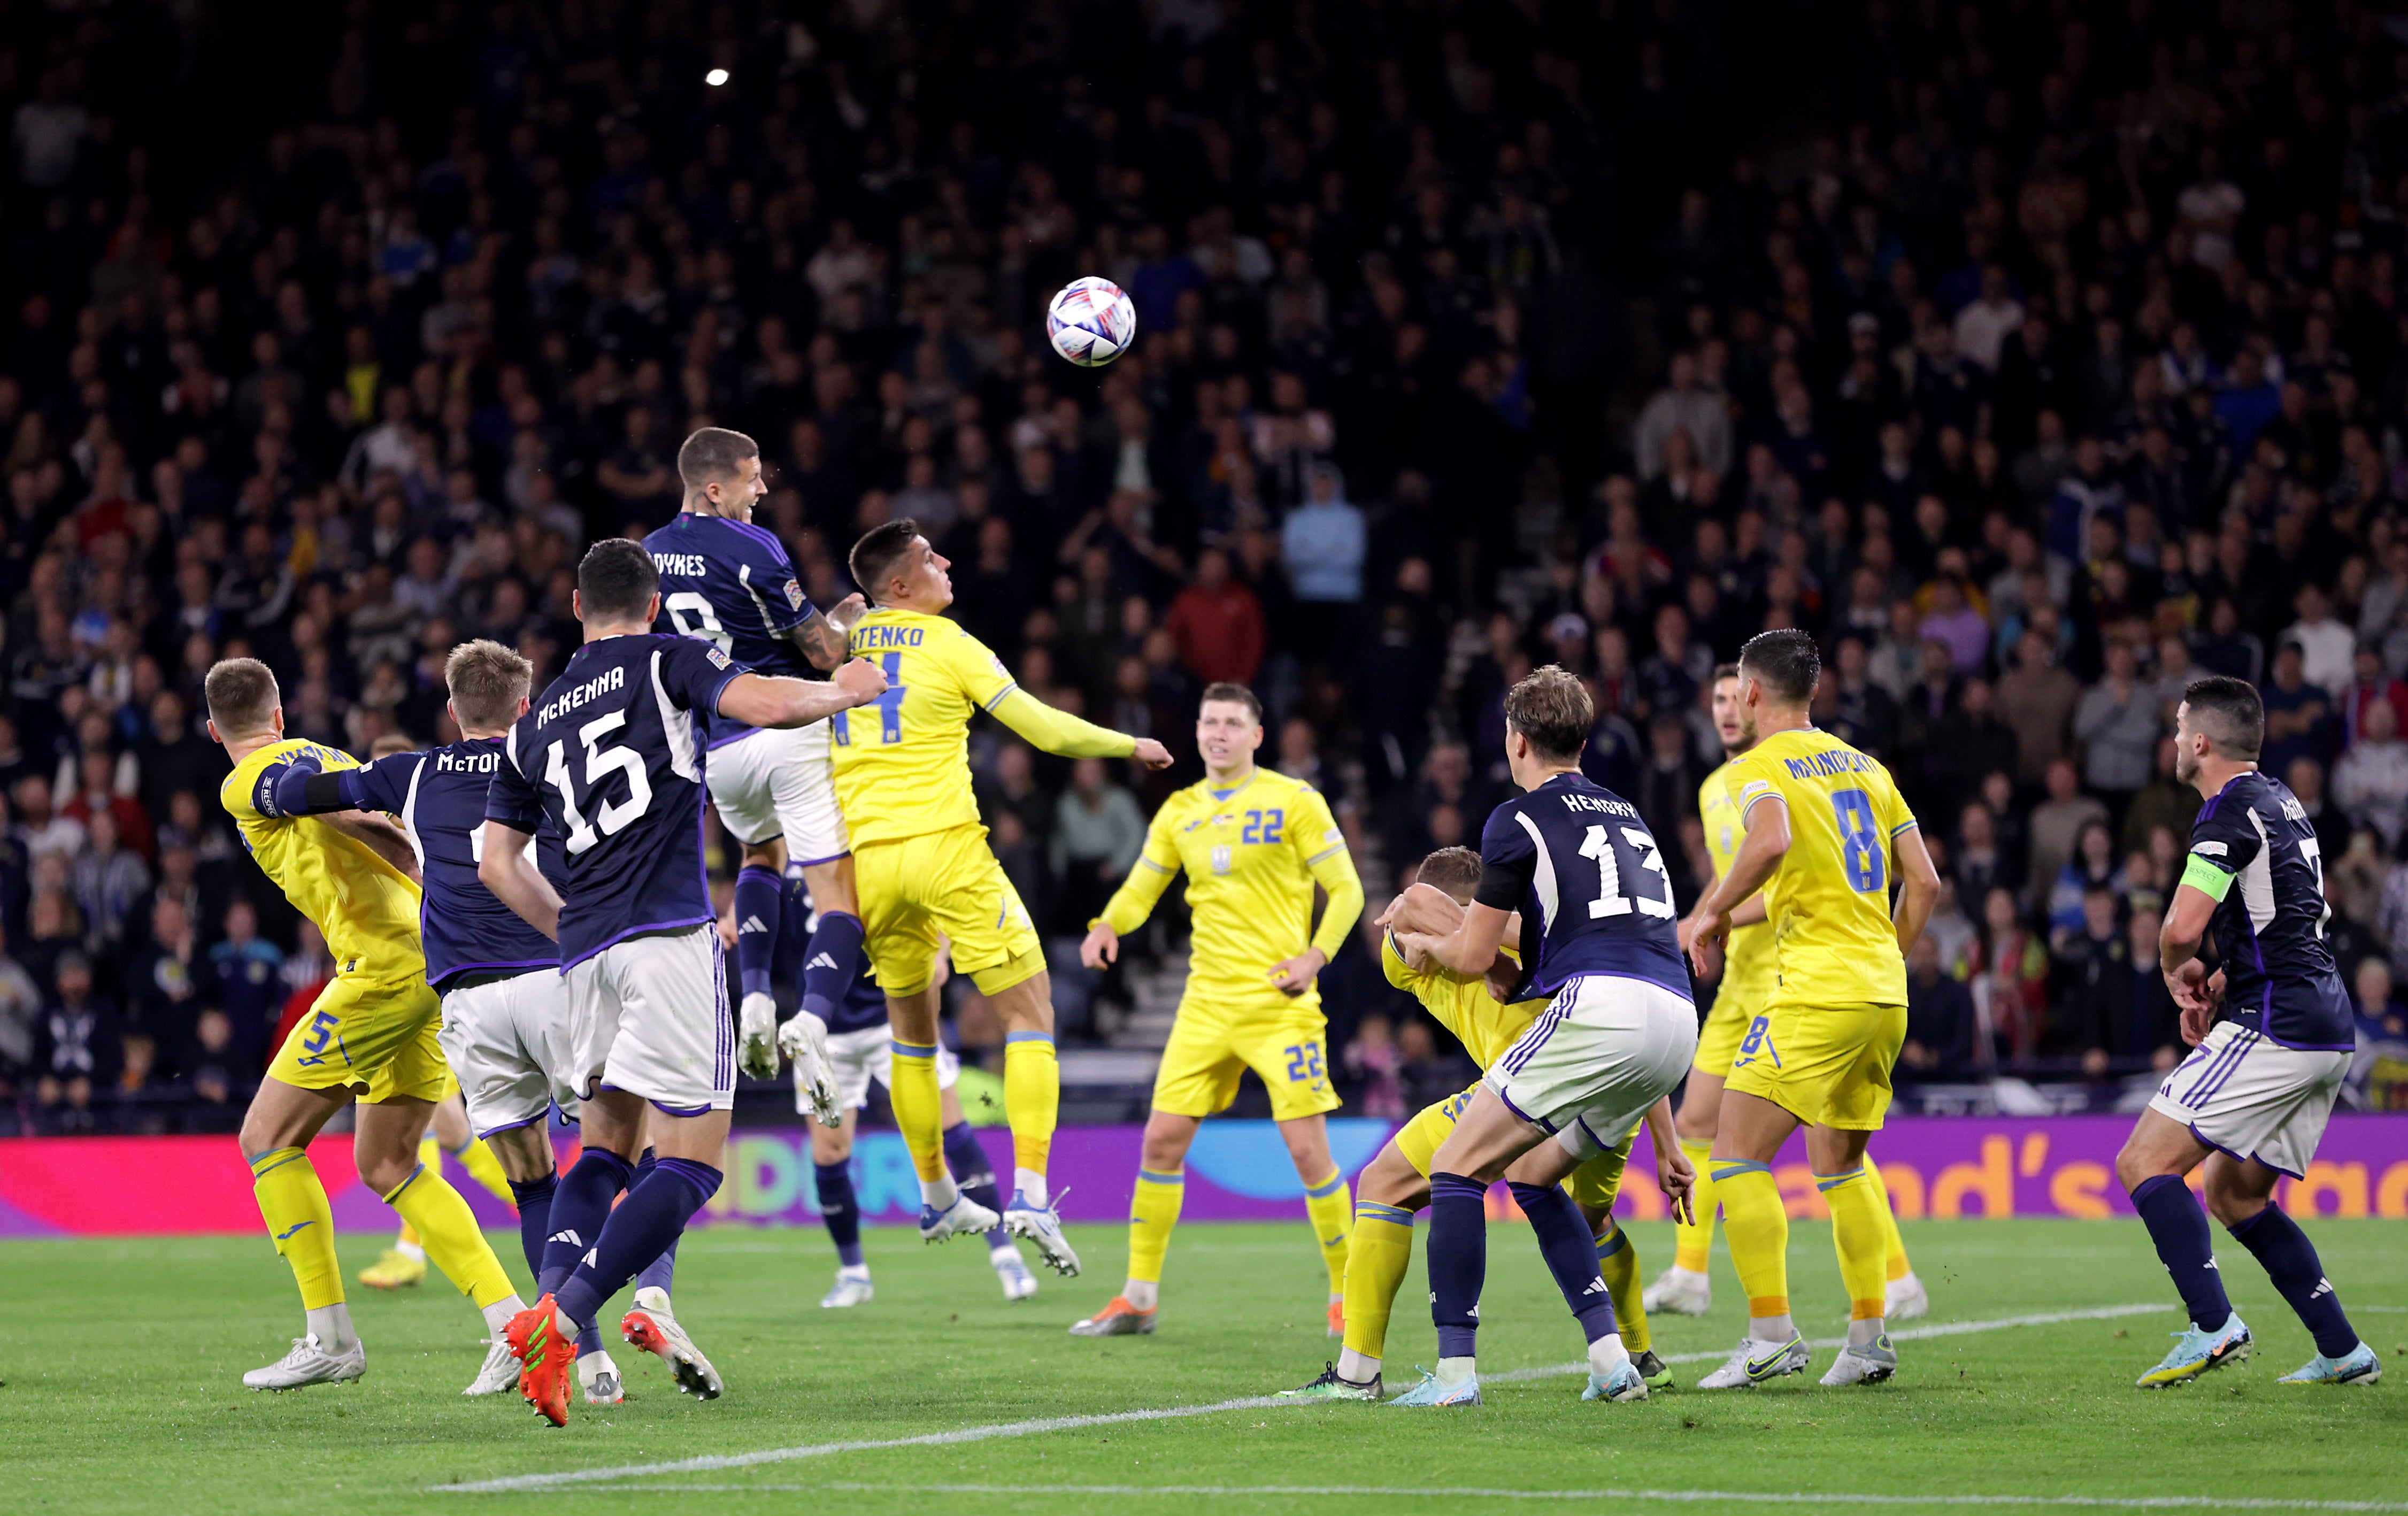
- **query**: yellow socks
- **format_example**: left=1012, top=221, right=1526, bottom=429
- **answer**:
left=1819, top=1166, right=1890, bottom=1325
left=1003, top=1033, right=1059, bottom=1198
left=889, top=1037, right=949, bottom=1186
left=1713, top=1159, right=1792, bottom=1334
left=250, top=1146, right=342, bottom=1310
left=1594, top=1215, right=1651, bottom=1353
left=1340, top=1201, right=1415, bottom=1369
left=1864, top=1154, right=1912, bottom=1282
left=1126, top=1166, right=1184, bottom=1299
left=1673, top=1136, right=1717, bottom=1273
left=452, top=1135, right=513, bottom=1203
left=381, top=1163, right=517, bottom=1312
left=1303, top=1168, right=1352, bottom=1298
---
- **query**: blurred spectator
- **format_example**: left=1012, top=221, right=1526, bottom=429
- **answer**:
left=1342, top=1014, right=1406, bottom=1122
left=1162, top=548, right=1264, bottom=688
left=2027, top=759, right=2110, bottom=905
left=1900, top=935, right=1976, bottom=1080
left=1975, top=885, right=2049, bottom=1065
left=207, top=901, right=284, bottom=1066
left=34, top=953, right=116, bottom=1132
left=1997, top=633, right=2081, bottom=786
left=2333, top=701, right=2408, bottom=850
left=2073, top=641, right=2160, bottom=813
left=1049, top=759, right=1147, bottom=934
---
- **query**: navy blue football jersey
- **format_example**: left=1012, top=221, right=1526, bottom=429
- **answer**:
left=342, top=739, right=567, bottom=989
left=487, top=634, right=742, bottom=968
left=1472, top=773, right=1694, bottom=1002
left=644, top=511, right=817, bottom=749
left=2183, top=771, right=2354, bottom=1050
left=773, top=868, right=885, bottom=1034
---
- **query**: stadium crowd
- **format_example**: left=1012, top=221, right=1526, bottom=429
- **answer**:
left=2, top=0, right=2407, bottom=1134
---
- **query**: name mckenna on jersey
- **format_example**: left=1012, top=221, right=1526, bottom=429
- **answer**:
left=538, top=663, right=627, bottom=724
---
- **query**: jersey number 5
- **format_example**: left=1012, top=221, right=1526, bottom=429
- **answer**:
left=1830, top=788, right=1886, bottom=892
left=1579, top=825, right=1675, bottom=920
left=544, top=710, right=652, bottom=855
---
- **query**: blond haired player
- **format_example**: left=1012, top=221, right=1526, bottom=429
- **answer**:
left=1687, top=630, right=1940, bottom=1389
left=1279, top=847, right=1670, bottom=1399
left=208, top=658, right=527, bottom=1394
left=1646, top=666, right=1927, bottom=1322
left=836, top=520, right=1172, bottom=1274
left=1069, top=684, right=1365, bottom=1338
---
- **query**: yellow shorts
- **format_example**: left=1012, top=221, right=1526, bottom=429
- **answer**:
left=1393, top=1081, right=1632, bottom=1209
left=1724, top=999, right=1906, bottom=1132
left=1691, top=987, right=1756, bottom=1079
left=1151, top=998, right=1339, bottom=1122
left=854, top=825, right=1043, bottom=997
left=267, top=973, right=448, bottom=1105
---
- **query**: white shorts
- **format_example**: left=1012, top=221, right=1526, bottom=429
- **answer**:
left=806, top=1022, right=960, bottom=1115
left=708, top=721, right=848, bottom=863
left=1486, top=974, right=1698, bottom=1163
left=438, top=969, right=579, bottom=1138
left=565, top=925, right=735, bottom=1114
left=2147, top=1020, right=2350, bottom=1179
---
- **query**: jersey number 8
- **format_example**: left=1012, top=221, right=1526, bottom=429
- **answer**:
left=664, top=592, right=733, bottom=656
left=1830, top=788, right=1885, bottom=893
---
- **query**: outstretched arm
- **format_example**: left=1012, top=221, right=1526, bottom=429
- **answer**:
left=716, top=659, right=887, bottom=729
left=989, top=688, right=1173, bottom=767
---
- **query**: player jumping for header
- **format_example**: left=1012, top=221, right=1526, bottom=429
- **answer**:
left=834, top=520, right=1171, bottom=1275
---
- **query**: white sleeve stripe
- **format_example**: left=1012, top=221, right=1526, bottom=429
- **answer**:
left=982, top=683, right=1019, bottom=712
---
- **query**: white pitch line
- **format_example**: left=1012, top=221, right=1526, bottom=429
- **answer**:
left=608, top=1484, right=2408, bottom=1512
left=1479, top=1302, right=2174, bottom=1384
left=431, top=1303, right=2172, bottom=1496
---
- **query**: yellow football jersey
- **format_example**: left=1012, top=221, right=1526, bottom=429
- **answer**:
left=1380, top=938, right=1541, bottom=1068
left=219, top=738, right=425, bottom=977
left=1699, top=761, right=1776, bottom=1009
left=1723, top=726, right=1918, bottom=1009
left=1096, top=768, right=1361, bottom=1010
left=832, top=607, right=1018, bottom=847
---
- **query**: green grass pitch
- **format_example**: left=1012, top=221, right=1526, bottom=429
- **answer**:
left=5, top=1217, right=2403, bottom=1514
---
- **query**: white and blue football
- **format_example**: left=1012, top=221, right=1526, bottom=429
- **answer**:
left=1047, top=277, right=1137, bottom=367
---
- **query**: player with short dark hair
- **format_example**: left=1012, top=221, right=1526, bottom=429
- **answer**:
left=1387, top=666, right=1701, bottom=1406
left=1684, top=627, right=1942, bottom=1390
left=834, top=522, right=1171, bottom=1275
left=2112, top=678, right=2379, bottom=1389
left=1070, top=684, right=1364, bottom=1338
left=647, top=428, right=870, bottom=1097
left=481, top=541, right=886, bottom=1425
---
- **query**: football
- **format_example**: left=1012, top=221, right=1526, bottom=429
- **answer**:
left=1046, top=276, right=1136, bottom=367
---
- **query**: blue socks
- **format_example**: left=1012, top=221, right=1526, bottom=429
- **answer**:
left=2131, top=1174, right=2234, bottom=1331
left=816, top=1158, right=865, bottom=1268
left=507, top=1170, right=557, bottom=1280
left=2228, top=1203, right=2358, bottom=1359
left=541, top=1146, right=633, bottom=1356
left=1426, top=1171, right=1489, bottom=1360
left=734, top=865, right=782, bottom=1002
left=554, top=1157, right=724, bottom=1332
left=801, top=909, right=865, bottom=1022
left=942, top=1121, right=1008, bottom=1246
left=1510, top=1181, right=1618, bottom=1345
left=631, top=1149, right=680, bottom=1296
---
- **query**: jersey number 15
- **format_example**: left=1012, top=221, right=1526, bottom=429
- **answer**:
left=544, top=711, right=652, bottom=855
